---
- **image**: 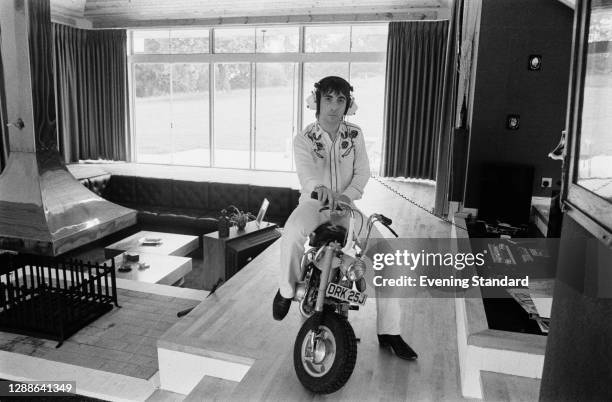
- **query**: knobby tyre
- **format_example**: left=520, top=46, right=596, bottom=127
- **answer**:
left=293, top=312, right=357, bottom=394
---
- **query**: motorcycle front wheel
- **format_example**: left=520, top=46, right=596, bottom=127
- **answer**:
left=293, top=312, right=357, bottom=394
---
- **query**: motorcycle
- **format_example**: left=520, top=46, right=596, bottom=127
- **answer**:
left=292, top=193, right=398, bottom=394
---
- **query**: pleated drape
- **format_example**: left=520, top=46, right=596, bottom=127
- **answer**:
left=382, top=21, right=449, bottom=180
left=0, top=26, right=8, bottom=172
left=53, top=24, right=128, bottom=162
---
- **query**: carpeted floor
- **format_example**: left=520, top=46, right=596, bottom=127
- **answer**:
left=0, top=288, right=196, bottom=380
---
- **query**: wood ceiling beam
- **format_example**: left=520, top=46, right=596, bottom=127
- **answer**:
left=91, top=10, right=441, bottom=29
left=84, top=5, right=442, bottom=17
left=83, top=0, right=440, bottom=12
left=51, top=0, right=449, bottom=28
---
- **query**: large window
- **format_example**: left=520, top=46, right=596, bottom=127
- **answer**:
left=214, top=63, right=250, bottom=168
left=134, top=63, right=172, bottom=164
left=129, top=24, right=387, bottom=173
left=255, top=63, right=298, bottom=170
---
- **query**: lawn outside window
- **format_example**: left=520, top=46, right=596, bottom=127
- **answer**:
left=129, top=24, right=387, bottom=173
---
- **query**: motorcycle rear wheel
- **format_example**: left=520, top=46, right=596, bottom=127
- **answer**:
left=293, top=312, right=357, bottom=394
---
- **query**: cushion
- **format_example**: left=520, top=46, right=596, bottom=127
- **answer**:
left=87, top=174, right=112, bottom=196
left=134, top=177, right=173, bottom=207
left=172, top=180, right=209, bottom=210
left=137, top=209, right=218, bottom=237
left=248, top=185, right=293, bottom=220
left=208, top=183, right=249, bottom=212
left=104, top=176, right=136, bottom=205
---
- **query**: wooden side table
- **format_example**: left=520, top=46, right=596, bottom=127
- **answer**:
left=202, top=221, right=280, bottom=290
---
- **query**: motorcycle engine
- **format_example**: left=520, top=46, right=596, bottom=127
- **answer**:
left=297, top=265, right=320, bottom=318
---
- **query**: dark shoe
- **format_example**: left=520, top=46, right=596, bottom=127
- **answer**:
left=273, top=290, right=292, bottom=321
left=378, top=334, right=418, bottom=360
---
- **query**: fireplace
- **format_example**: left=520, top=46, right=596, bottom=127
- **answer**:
left=0, top=0, right=136, bottom=257
left=0, top=251, right=119, bottom=347
left=0, top=0, right=133, bottom=345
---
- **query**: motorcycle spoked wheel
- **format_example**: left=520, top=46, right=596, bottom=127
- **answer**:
left=293, top=312, right=357, bottom=394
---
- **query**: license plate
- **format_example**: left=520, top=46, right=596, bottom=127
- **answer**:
left=326, top=283, right=367, bottom=305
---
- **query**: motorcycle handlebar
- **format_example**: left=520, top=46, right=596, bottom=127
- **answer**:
left=310, top=192, right=395, bottom=231
left=374, top=214, right=397, bottom=237
left=385, top=225, right=399, bottom=238
left=310, top=191, right=347, bottom=212
left=379, top=214, right=392, bottom=226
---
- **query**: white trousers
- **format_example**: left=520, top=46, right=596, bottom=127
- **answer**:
left=279, top=199, right=402, bottom=335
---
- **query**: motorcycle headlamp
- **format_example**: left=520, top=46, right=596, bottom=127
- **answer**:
left=346, top=259, right=366, bottom=282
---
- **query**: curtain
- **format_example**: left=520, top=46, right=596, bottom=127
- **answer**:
left=456, top=0, right=482, bottom=128
left=0, top=25, right=8, bottom=172
left=53, top=24, right=128, bottom=162
left=382, top=21, right=449, bottom=180
left=434, top=0, right=464, bottom=216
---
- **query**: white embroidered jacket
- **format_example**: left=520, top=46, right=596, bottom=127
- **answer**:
left=294, top=121, right=370, bottom=202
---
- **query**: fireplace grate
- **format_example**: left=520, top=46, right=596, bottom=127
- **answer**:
left=0, top=252, right=119, bottom=347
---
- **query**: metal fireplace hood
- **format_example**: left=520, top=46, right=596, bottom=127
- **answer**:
left=0, top=153, right=137, bottom=257
left=0, top=0, right=136, bottom=256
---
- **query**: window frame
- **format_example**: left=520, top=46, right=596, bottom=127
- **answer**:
left=128, top=24, right=387, bottom=172
left=564, top=0, right=612, bottom=245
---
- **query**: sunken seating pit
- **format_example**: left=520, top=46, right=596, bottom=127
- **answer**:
left=78, top=173, right=299, bottom=241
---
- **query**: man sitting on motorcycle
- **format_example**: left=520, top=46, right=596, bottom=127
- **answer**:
left=273, top=76, right=417, bottom=361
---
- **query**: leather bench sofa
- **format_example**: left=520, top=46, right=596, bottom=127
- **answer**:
left=79, top=173, right=299, bottom=243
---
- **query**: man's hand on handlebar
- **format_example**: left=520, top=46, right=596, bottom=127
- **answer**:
left=334, top=193, right=351, bottom=211
left=314, top=185, right=333, bottom=205
left=313, top=186, right=351, bottom=212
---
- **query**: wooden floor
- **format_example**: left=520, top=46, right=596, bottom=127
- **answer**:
left=481, top=372, right=540, bottom=402
left=159, top=179, right=485, bottom=401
